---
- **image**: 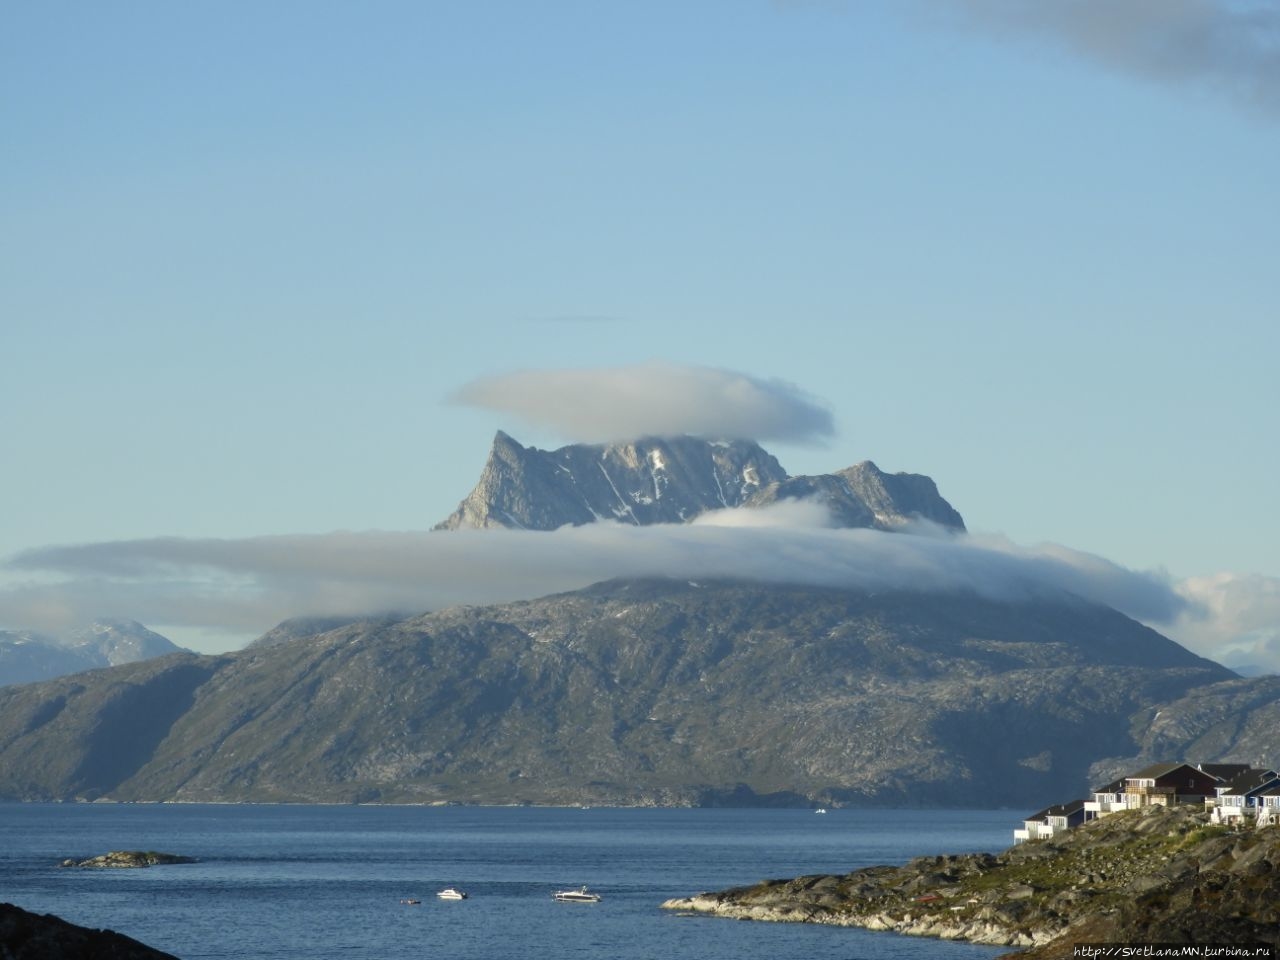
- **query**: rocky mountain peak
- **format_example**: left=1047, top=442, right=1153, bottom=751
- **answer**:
left=434, top=432, right=790, bottom=530
left=436, top=431, right=965, bottom=533
left=65, top=619, right=184, bottom=666
left=836, top=460, right=967, bottom=531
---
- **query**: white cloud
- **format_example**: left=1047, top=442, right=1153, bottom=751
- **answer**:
left=691, top=498, right=837, bottom=529
left=938, top=0, right=1280, bottom=114
left=8, top=499, right=1275, bottom=671
left=450, top=361, right=836, bottom=445
left=1166, top=572, right=1280, bottom=674
left=3, top=508, right=1195, bottom=654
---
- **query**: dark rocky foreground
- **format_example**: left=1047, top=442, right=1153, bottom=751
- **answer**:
left=0, top=903, right=178, bottom=959
left=661, top=806, right=1280, bottom=958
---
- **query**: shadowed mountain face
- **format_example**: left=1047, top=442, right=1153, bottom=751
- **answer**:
left=435, top=432, right=965, bottom=532
left=0, top=633, right=98, bottom=687
left=0, top=579, right=1235, bottom=808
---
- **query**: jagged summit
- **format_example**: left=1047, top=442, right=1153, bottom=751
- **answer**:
left=435, top=432, right=789, bottom=530
left=435, top=431, right=965, bottom=532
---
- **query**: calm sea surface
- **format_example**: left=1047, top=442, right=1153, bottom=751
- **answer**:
left=0, top=804, right=1014, bottom=960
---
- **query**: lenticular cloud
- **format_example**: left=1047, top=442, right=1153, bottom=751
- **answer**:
left=450, top=362, right=835, bottom=445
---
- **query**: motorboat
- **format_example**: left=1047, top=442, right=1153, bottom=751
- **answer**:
left=814, top=807, right=828, bottom=814
left=399, top=898, right=421, bottom=905
left=553, top=885, right=602, bottom=903
left=437, top=887, right=468, bottom=900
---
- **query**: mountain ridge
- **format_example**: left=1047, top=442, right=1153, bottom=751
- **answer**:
left=435, top=432, right=965, bottom=532
left=0, top=578, right=1240, bottom=807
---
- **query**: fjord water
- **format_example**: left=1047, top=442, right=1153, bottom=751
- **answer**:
left=1, top=805, right=1009, bottom=960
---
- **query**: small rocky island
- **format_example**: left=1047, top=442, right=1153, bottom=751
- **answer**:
left=661, top=806, right=1280, bottom=959
left=60, top=851, right=197, bottom=869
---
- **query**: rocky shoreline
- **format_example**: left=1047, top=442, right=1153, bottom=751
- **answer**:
left=661, top=805, right=1280, bottom=959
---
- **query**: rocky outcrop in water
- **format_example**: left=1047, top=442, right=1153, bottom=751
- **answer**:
left=661, top=805, right=1280, bottom=957
left=0, top=902, right=179, bottom=959
left=59, top=851, right=196, bottom=869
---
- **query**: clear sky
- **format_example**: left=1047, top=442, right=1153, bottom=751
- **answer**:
left=3, top=1, right=1278, bottom=666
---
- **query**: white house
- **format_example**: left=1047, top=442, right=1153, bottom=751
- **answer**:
left=1084, top=778, right=1132, bottom=820
left=1014, top=800, right=1085, bottom=844
left=1207, top=769, right=1279, bottom=823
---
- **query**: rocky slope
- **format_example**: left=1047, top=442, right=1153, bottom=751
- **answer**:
left=743, top=461, right=965, bottom=531
left=0, top=579, right=1237, bottom=806
left=661, top=805, right=1280, bottom=956
left=0, top=621, right=184, bottom=687
left=246, top=615, right=372, bottom=649
left=0, top=632, right=98, bottom=687
left=1086, top=675, right=1280, bottom=789
left=63, top=620, right=183, bottom=666
left=435, top=431, right=965, bottom=532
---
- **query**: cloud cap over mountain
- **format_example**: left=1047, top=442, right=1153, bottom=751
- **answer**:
left=2, top=512, right=1187, bottom=638
left=5, top=506, right=1277, bottom=672
left=450, top=362, right=836, bottom=445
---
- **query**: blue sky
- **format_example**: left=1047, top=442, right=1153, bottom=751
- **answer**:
left=3, top=1, right=1278, bottom=665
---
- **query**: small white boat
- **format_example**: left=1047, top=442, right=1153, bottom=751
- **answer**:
left=437, top=887, right=468, bottom=900
left=553, top=885, right=602, bottom=903
left=814, top=808, right=828, bottom=814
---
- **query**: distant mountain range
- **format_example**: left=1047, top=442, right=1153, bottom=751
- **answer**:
left=435, top=432, right=965, bottom=532
left=0, top=432, right=1273, bottom=809
left=0, top=620, right=186, bottom=687
left=0, top=578, right=1248, bottom=807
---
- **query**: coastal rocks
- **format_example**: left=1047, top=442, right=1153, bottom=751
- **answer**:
left=661, top=888, right=834, bottom=924
left=60, top=851, right=196, bottom=869
left=0, top=902, right=179, bottom=959
left=661, top=806, right=1280, bottom=956
left=659, top=888, right=1037, bottom=947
